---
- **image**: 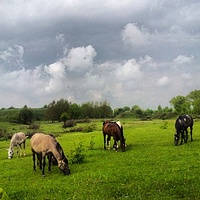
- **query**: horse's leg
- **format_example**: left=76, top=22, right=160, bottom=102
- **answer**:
left=113, top=137, right=118, bottom=151
left=190, top=125, right=193, bottom=142
left=103, top=133, right=106, bottom=150
left=23, top=141, right=26, bottom=156
left=32, top=151, right=36, bottom=171
left=48, top=154, right=52, bottom=172
left=107, top=136, right=111, bottom=150
left=18, top=144, right=22, bottom=157
left=180, top=131, right=184, bottom=145
left=42, top=156, right=46, bottom=176
left=37, top=153, right=42, bottom=170
left=185, top=129, right=188, bottom=142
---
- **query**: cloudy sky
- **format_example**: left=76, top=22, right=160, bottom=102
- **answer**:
left=0, top=0, right=200, bottom=109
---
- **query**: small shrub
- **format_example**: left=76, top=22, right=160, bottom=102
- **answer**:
left=63, top=120, right=77, bottom=128
left=28, top=123, right=40, bottom=130
left=160, top=120, right=168, bottom=129
left=70, top=142, right=84, bottom=164
left=88, top=136, right=95, bottom=150
left=82, top=124, right=96, bottom=133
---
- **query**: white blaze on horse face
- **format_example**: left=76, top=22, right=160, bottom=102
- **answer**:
left=8, top=148, right=14, bottom=159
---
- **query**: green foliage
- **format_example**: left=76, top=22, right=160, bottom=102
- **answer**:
left=82, top=124, right=96, bottom=133
left=60, top=112, right=70, bottom=123
left=28, top=123, right=40, bottom=130
left=70, top=142, right=85, bottom=164
left=19, top=105, right=34, bottom=124
left=88, top=136, right=95, bottom=150
left=63, top=119, right=76, bottom=128
left=0, top=188, right=9, bottom=200
left=160, top=120, right=168, bottom=129
left=170, top=95, right=191, bottom=114
left=1, top=119, right=200, bottom=199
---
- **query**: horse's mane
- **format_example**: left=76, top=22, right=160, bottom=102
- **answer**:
left=55, top=142, right=68, bottom=163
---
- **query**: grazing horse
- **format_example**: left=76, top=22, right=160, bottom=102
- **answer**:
left=8, top=132, right=28, bottom=159
left=174, top=114, right=193, bottom=146
left=30, top=133, right=70, bottom=176
left=102, top=121, right=126, bottom=152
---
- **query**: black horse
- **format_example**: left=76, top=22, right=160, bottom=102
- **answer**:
left=102, top=121, right=126, bottom=152
left=174, top=114, right=193, bottom=146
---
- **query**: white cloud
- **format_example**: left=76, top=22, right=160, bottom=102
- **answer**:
left=1, top=0, right=200, bottom=109
left=64, top=45, right=97, bottom=71
left=84, top=72, right=105, bottom=89
left=44, top=62, right=66, bottom=93
left=121, top=23, right=150, bottom=47
left=173, top=55, right=194, bottom=65
left=115, top=59, right=142, bottom=81
left=0, top=45, right=24, bottom=68
left=157, top=76, right=170, bottom=87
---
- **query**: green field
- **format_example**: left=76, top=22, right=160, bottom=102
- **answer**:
left=1, top=119, right=200, bottom=199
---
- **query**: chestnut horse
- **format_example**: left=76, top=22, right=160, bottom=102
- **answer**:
left=30, top=133, right=70, bottom=176
left=102, top=121, right=126, bottom=152
left=8, top=132, right=28, bottom=159
left=174, top=114, right=193, bottom=146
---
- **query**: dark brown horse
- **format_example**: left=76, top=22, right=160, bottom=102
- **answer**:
left=102, top=121, right=126, bottom=152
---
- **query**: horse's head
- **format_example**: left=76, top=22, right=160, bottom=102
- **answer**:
left=8, top=148, right=14, bottom=159
left=174, top=133, right=179, bottom=146
left=58, top=160, right=70, bottom=175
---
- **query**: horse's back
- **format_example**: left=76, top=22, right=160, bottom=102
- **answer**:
left=31, top=133, right=56, bottom=153
left=103, top=121, right=121, bottom=136
left=175, top=114, right=193, bottom=130
left=11, top=132, right=26, bottom=145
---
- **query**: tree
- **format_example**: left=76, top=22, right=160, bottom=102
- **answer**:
left=70, top=103, right=81, bottom=119
left=169, top=95, right=191, bottom=114
left=131, top=105, right=144, bottom=118
left=187, top=90, right=200, bottom=114
left=60, top=112, right=70, bottom=123
left=157, top=105, right=162, bottom=112
left=19, top=105, right=34, bottom=124
left=193, top=99, right=200, bottom=114
left=45, top=99, right=70, bottom=122
left=45, top=100, right=56, bottom=122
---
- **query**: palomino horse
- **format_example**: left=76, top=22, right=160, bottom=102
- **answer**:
left=102, top=121, right=126, bottom=152
left=8, top=132, right=28, bottom=159
left=30, top=133, right=70, bottom=176
left=174, top=114, right=193, bottom=146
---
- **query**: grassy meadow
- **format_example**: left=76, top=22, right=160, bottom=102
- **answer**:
left=1, top=118, right=200, bottom=199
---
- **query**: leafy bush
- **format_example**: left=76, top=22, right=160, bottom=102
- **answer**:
left=28, top=123, right=40, bottom=130
left=82, top=124, right=96, bottom=133
left=70, top=142, right=84, bottom=164
left=63, top=120, right=77, bottom=128
left=88, top=136, right=95, bottom=150
left=160, top=120, right=168, bottom=129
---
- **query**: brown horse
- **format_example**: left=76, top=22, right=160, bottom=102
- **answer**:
left=30, top=133, right=70, bottom=176
left=8, top=132, right=28, bottom=159
left=102, top=121, right=126, bottom=152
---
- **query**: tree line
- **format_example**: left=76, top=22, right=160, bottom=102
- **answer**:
left=0, top=89, right=200, bottom=124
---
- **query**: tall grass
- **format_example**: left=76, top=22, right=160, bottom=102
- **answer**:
left=1, top=119, right=200, bottom=199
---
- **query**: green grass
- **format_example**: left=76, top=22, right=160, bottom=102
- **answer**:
left=1, top=119, right=200, bottom=199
